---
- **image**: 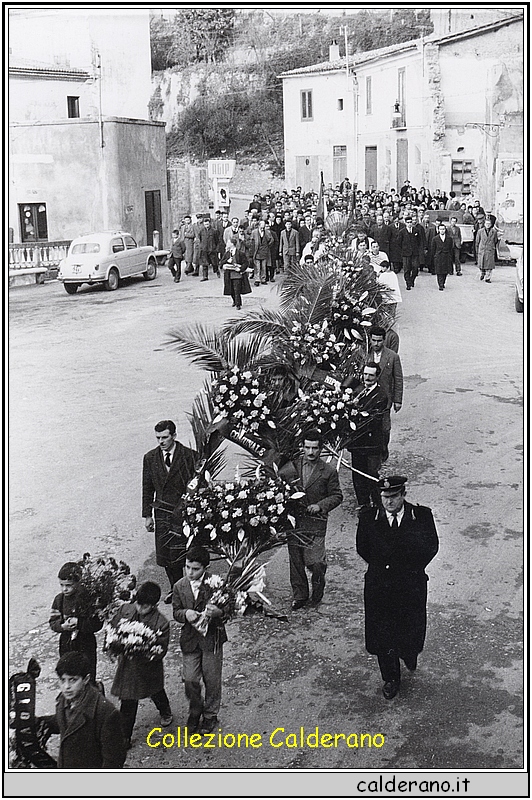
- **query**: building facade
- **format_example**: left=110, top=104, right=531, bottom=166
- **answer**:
left=8, top=8, right=169, bottom=249
left=280, top=11, right=523, bottom=230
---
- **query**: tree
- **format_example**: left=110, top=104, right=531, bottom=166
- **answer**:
left=178, top=9, right=235, bottom=64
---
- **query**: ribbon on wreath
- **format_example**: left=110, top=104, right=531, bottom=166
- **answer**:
left=9, top=658, right=56, bottom=769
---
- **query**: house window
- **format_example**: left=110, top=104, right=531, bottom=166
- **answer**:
left=301, top=90, right=313, bottom=120
left=366, top=77, right=372, bottom=114
left=67, top=96, right=80, bottom=118
left=337, top=98, right=344, bottom=111
left=451, top=160, right=474, bottom=195
left=397, top=68, right=406, bottom=126
left=19, top=203, right=48, bottom=242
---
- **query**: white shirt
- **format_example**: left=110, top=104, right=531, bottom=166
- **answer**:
left=385, top=506, right=405, bottom=527
left=189, top=578, right=203, bottom=600
left=377, top=270, right=403, bottom=304
left=162, top=443, right=176, bottom=469
left=373, top=350, right=382, bottom=364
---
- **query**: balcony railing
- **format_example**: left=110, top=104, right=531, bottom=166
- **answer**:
left=9, top=240, right=71, bottom=271
left=391, top=105, right=407, bottom=129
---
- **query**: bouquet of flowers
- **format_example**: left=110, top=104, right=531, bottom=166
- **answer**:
left=103, top=619, right=164, bottom=661
left=183, top=473, right=304, bottom=559
left=65, top=554, right=136, bottom=638
left=287, top=320, right=345, bottom=371
left=293, top=384, right=363, bottom=442
left=211, top=366, right=276, bottom=434
left=191, top=564, right=271, bottom=636
left=328, top=292, right=376, bottom=344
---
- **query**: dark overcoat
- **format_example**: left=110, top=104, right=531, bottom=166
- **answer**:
left=356, top=502, right=439, bottom=656
left=172, top=574, right=228, bottom=653
left=431, top=233, right=454, bottom=274
left=220, top=248, right=252, bottom=296
left=46, top=684, right=126, bottom=768
left=142, top=442, right=197, bottom=567
left=110, top=603, right=170, bottom=700
left=476, top=227, right=499, bottom=270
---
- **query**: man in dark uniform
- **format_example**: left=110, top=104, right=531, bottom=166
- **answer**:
left=356, top=476, right=439, bottom=699
left=142, top=420, right=197, bottom=601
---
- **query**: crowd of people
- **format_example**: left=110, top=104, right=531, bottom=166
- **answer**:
left=166, top=178, right=500, bottom=297
left=19, top=178, right=502, bottom=770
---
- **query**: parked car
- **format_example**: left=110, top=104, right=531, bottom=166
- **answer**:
left=58, top=231, right=157, bottom=294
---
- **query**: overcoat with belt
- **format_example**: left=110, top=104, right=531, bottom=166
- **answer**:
left=356, top=502, right=439, bottom=656
left=476, top=226, right=499, bottom=271
left=142, top=442, right=197, bottom=567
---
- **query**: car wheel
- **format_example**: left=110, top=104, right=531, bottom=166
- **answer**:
left=515, top=289, right=524, bottom=313
left=144, top=259, right=157, bottom=281
left=104, top=268, right=120, bottom=291
left=64, top=283, right=79, bottom=295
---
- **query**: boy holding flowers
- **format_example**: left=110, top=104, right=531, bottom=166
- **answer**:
left=109, top=581, right=172, bottom=747
left=172, top=547, right=228, bottom=734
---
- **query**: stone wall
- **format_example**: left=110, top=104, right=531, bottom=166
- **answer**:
left=167, top=161, right=209, bottom=223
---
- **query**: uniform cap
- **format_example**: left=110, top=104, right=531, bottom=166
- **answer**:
left=379, top=475, right=407, bottom=494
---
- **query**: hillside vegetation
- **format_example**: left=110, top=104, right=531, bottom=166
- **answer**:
left=150, top=8, right=432, bottom=173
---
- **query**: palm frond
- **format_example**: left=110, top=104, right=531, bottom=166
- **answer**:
left=224, top=334, right=270, bottom=370
left=324, top=210, right=350, bottom=237
left=187, top=384, right=227, bottom=479
left=164, top=323, right=230, bottom=372
left=279, top=260, right=334, bottom=311
left=302, top=274, right=337, bottom=326
left=222, top=309, right=290, bottom=344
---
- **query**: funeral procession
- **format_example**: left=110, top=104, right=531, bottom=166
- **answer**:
left=8, top=5, right=524, bottom=788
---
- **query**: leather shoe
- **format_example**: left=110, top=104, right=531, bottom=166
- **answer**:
left=382, top=681, right=400, bottom=700
left=186, top=715, right=201, bottom=734
left=200, top=716, right=218, bottom=734
left=291, top=599, right=307, bottom=610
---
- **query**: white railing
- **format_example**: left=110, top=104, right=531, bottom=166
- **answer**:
left=8, top=241, right=71, bottom=271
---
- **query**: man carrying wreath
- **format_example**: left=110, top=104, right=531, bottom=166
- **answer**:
left=279, top=430, right=343, bottom=610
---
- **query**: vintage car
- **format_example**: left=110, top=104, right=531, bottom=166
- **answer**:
left=57, top=231, right=157, bottom=294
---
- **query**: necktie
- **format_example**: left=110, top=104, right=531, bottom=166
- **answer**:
left=165, top=452, right=172, bottom=469
left=391, top=514, right=398, bottom=530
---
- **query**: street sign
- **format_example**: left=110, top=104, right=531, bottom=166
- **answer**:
left=207, top=159, right=236, bottom=179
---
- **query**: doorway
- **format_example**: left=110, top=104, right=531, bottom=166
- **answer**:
left=396, top=139, right=408, bottom=190
left=365, top=146, right=377, bottom=191
left=145, top=190, right=162, bottom=248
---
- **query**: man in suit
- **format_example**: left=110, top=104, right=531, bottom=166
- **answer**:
left=142, top=420, right=197, bottom=599
left=366, top=326, right=403, bottom=462
left=279, top=219, right=300, bottom=271
left=397, top=215, right=421, bottom=289
left=346, top=363, right=388, bottom=508
left=370, top=214, right=391, bottom=258
left=356, top=476, right=439, bottom=699
left=448, top=215, right=463, bottom=275
left=421, top=212, right=437, bottom=274
left=250, top=218, right=274, bottom=286
left=279, top=430, right=343, bottom=610
left=196, top=217, right=220, bottom=281
left=431, top=222, right=455, bottom=290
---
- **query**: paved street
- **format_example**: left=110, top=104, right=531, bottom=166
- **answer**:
left=9, top=258, right=523, bottom=769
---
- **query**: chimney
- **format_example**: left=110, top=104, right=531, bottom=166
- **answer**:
left=329, top=40, right=340, bottom=61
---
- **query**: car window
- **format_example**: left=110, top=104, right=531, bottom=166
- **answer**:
left=71, top=242, right=100, bottom=254
left=124, top=236, right=137, bottom=250
left=111, top=238, right=125, bottom=253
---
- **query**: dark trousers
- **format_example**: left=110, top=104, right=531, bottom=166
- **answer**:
left=266, top=260, right=276, bottom=281
left=452, top=246, right=462, bottom=273
left=382, top=409, right=391, bottom=462
left=200, top=252, right=219, bottom=278
left=437, top=273, right=448, bottom=289
left=120, top=689, right=171, bottom=740
left=229, top=278, right=242, bottom=308
left=402, top=256, right=419, bottom=288
left=164, top=563, right=184, bottom=589
left=166, top=256, right=181, bottom=280
left=287, top=532, right=327, bottom=603
left=182, top=646, right=223, bottom=722
left=377, top=648, right=418, bottom=683
left=350, top=451, right=382, bottom=506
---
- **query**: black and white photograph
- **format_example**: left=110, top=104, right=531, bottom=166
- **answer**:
left=7, top=3, right=525, bottom=795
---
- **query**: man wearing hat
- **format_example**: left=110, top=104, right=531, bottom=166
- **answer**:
left=356, top=476, right=439, bottom=700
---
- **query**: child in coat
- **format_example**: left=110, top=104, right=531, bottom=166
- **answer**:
left=172, top=546, right=228, bottom=734
left=49, top=562, right=103, bottom=684
left=110, top=581, right=172, bottom=746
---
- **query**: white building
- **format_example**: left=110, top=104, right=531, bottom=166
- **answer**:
left=280, top=10, right=523, bottom=225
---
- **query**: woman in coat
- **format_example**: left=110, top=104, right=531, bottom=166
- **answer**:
left=476, top=218, right=499, bottom=282
left=431, top=222, right=454, bottom=291
left=221, top=231, right=252, bottom=310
